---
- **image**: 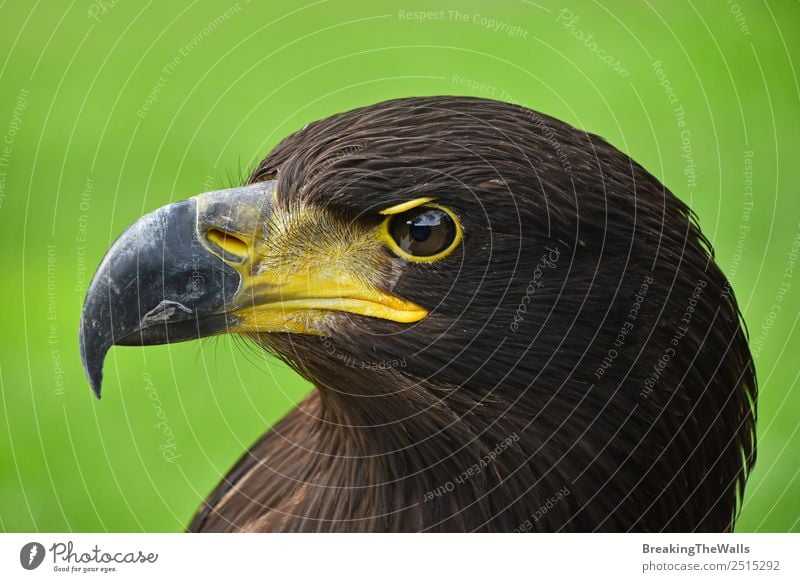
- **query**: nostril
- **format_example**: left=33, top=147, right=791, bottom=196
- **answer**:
left=206, top=228, right=249, bottom=258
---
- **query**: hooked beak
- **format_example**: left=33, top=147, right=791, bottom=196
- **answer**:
left=78, top=181, right=427, bottom=398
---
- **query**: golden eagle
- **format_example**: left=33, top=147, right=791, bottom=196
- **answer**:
left=80, top=97, right=756, bottom=532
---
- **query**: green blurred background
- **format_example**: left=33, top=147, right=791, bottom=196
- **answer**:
left=0, top=0, right=797, bottom=532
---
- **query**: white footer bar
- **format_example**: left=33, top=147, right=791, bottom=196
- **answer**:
left=1, top=533, right=797, bottom=581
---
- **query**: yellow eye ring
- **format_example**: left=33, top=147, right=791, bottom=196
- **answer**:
left=378, top=202, right=463, bottom=263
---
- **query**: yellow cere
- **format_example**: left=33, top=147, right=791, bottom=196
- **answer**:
left=198, top=200, right=430, bottom=333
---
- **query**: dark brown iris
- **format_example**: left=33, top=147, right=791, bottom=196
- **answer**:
left=389, top=207, right=455, bottom=257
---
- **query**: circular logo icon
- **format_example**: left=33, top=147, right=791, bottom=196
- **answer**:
left=19, top=542, right=46, bottom=570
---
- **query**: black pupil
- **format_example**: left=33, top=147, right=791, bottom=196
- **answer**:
left=390, top=207, right=455, bottom=257
left=409, top=221, right=431, bottom=242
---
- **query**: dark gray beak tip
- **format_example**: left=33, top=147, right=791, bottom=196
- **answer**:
left=88, top=365, right=103, bottom=399
left=79, top=317, right=108, bottom=400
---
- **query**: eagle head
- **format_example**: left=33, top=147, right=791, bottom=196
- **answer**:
left=80, top=96, right=756, bottom=532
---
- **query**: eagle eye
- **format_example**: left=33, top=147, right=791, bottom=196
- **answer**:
left=382, top=205, right=462, bottom=261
